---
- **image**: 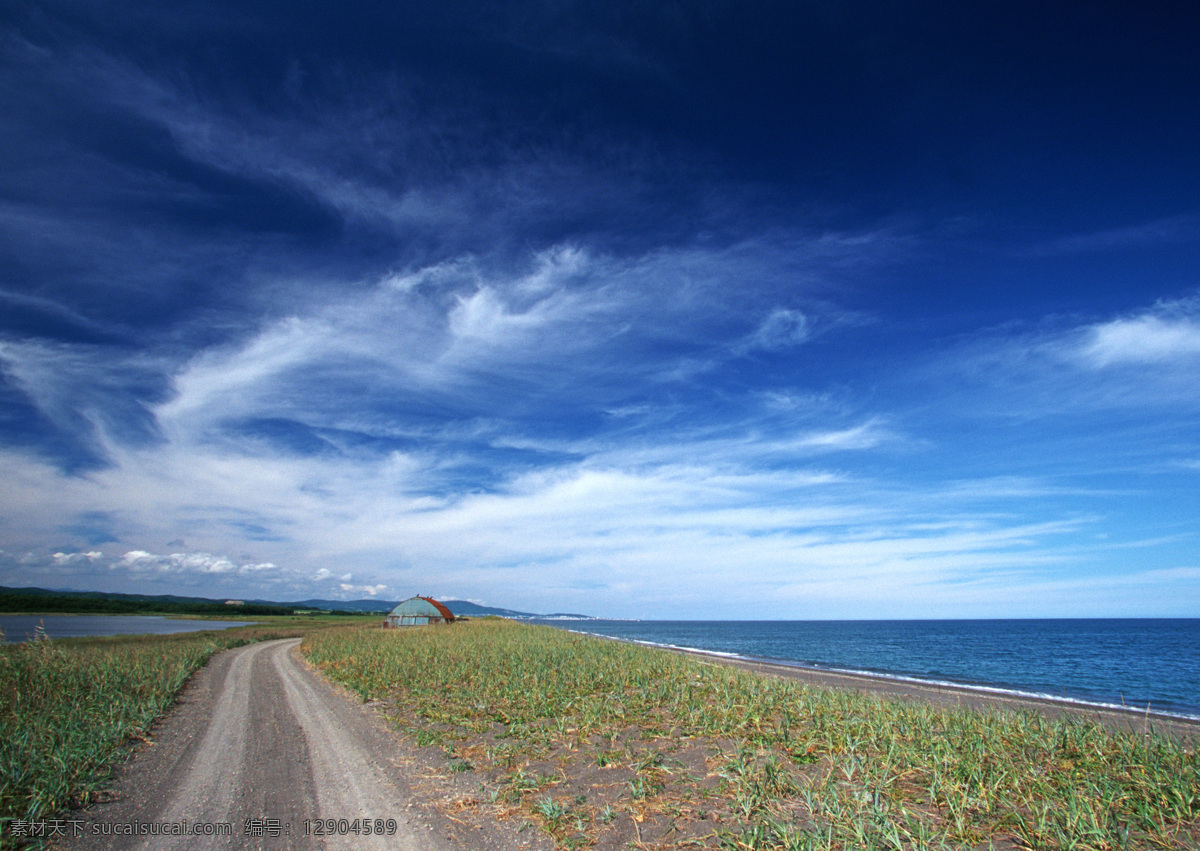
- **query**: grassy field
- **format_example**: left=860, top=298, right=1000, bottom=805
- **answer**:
left=0, top=615, right=375, bottom=844
left=303, top=618, right=1199, bottom=850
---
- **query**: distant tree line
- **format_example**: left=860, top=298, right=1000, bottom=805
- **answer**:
left=0, top=592, right=295, bottom=617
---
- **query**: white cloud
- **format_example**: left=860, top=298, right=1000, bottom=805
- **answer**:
left=1076, top=315, right=1200, bottom=368
left=781, top=420, right=890, bottom=452
left=383, top=257, right=481, bottom=295
left=157, top=317, right=327, bottom=425
left=447, top=286, right=561, bottom=347
left=520, top=244, right=589, bottom=294
left=340, top=583, right=388, bottom=597
left=118, top=550, right=272, bottom=576
left=51, top=551, right=104, bottom=565
left=932, top=291, right=1200, bottom=416
left=14, top=264, right=1189, bottom=618
left=578, top=418, right=897, bottom=471
left=0, top=413, right=1109, bottom=617
left=744, top=308, right=810, bottom=351
left=0, top=340, right=166, bottom=455
left=144, top=239, right=886, bottom=453
left=5, top=18, right=1198, bottom=623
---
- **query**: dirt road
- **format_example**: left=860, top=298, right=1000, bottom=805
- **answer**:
left=60, top=639, right=547, bottom=851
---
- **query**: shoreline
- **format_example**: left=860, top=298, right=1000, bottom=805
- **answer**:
left=680, top=645, right=1200, bottom=742
left=566, top=628, right=1200, bottom=742
left=0, top=612, right=259, bottom=643
left=301, top=620, right=1200, bottom=848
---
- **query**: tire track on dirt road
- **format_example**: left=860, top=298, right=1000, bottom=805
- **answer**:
left=58, top=639, right=481, bottom=850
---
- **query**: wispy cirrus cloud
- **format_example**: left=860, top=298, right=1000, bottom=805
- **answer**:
left=0, top=433, right=1129, bottom=617
left=147, top=237, right=893, bottom=444
left=740, top=308, right=810, bottom=352
left=5, top=3, right=1199, bottom=619
left=1074, top=313, right=1200, bottom=368
left=0, top=339, right=168, bottom=464
left=1055, top=297, right=1200, bottom=404
left=10, top=232, right=1189, bottom=615
left=927, top=292, right=1200, bottom=418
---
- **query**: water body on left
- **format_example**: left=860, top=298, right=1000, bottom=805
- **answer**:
left=0, top=614, right=255, bottom=642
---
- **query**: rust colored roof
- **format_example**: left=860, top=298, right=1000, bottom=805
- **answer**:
left=417, top=596, right=456, bottom=621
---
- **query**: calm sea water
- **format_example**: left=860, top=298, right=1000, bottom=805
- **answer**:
left=533, top=619, right=1200, bottom=719
left=0, top=614, right=255, bottom=642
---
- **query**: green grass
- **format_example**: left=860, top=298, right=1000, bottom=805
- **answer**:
left=0, top=617, right=373, bottom=846
left=303, top=619, right=1200, bottom=850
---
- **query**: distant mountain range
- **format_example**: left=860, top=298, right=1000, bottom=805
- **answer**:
left=0, top=585, right=595, bottom=620
left=293, top=597, right=594, bottom=619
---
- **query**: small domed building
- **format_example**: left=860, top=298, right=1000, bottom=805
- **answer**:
left=383, top=595, right=456, bottom=627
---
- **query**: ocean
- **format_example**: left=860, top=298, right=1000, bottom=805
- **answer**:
left=532, top=618, right=1200, bottom=720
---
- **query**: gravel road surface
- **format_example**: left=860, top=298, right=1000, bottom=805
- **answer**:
left=58, top=638, right=548, bottom=851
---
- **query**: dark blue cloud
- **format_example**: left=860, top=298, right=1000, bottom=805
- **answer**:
left=0, top=370, right=84, bottom=466
left=58, top=511, right=119, bottom=546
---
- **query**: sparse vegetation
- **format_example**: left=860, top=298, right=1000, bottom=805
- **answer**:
left=0, top=617, right=375, bottom=846
left=303, top=618, right=1200, bottom=850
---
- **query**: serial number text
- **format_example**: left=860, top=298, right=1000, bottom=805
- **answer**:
left=304, top=818, right=398, bottom=836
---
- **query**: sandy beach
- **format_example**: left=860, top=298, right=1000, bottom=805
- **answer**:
left=674, top=646, right=1200, bottom=743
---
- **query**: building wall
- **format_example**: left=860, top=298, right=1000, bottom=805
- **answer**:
left=384, top=613, right=447, bottom=627
left=383, top=596, right=455, bottom=627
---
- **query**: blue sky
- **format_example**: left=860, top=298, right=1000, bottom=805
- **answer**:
left=2, top=1, right=1198, bottom=618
